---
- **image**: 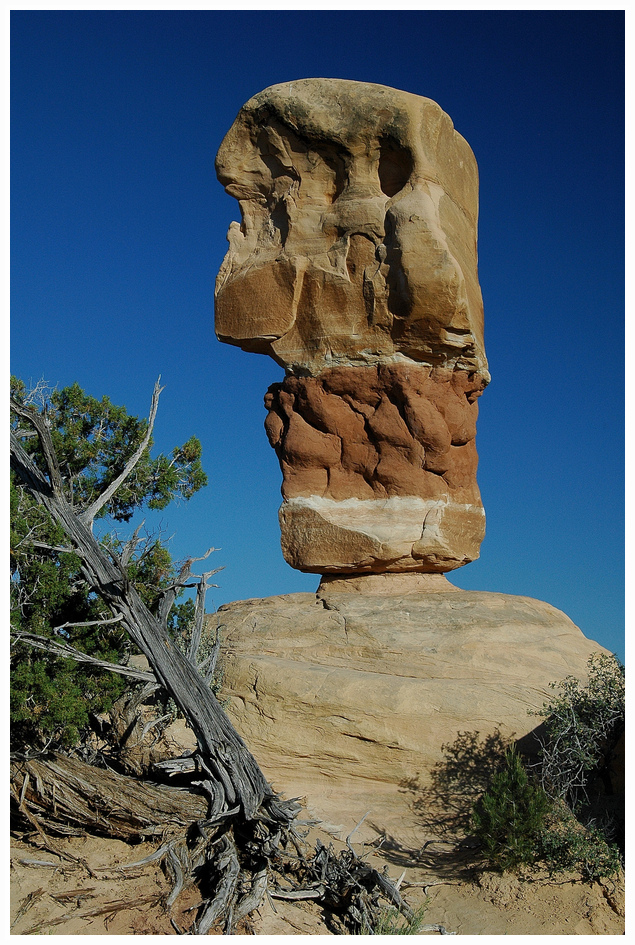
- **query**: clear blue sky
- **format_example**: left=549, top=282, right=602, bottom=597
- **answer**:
left=10, top=10, right=625, bottom=660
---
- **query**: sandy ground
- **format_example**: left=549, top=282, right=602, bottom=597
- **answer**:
left=9, top=816, right=625, bottom=935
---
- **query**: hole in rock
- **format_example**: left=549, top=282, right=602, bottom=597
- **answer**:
left=378, top=137, right=413, bottom=197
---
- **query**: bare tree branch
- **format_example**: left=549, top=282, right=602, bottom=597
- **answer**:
left=120, top=521, right=145, bottom=569
left=156, top=556, right=195, bottom=628
left=11, top=631, right=156, bottom=683
left=155, top=548, right=219, bottom=629
left=79, top=377, right=164, bottom=528
left=188, top=569, right=219, bottom=666
left=25, top=540, right=76, bottom=555
left=10, top=429, right=55, bottom=499
left=52, top=614, right=125, bottom=633
left=200, top=634, right=222, bottom=684
left=10, top=399, right=63, bottom=495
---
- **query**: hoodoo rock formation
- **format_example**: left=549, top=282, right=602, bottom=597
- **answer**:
left=215, top=79, right=489, bottom=573
left=211, top=80, right=613, bottom=851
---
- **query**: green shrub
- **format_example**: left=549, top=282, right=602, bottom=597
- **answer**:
left=470, top=656, right=624, bottom=880
left=471, top=746, right=551, bottom=871
left=534, top=653, right=624, bottom=809
left=538, top=809, right=622, bottom=882
left=471, top=749, right=622, bottom=880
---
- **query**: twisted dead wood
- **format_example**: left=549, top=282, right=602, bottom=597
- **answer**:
left=10, top=751, right=208, bottom=841
left=10, top=390, right=283, bottom=822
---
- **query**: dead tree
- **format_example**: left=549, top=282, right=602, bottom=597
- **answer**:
left=10, top=381, right=422, bottom=934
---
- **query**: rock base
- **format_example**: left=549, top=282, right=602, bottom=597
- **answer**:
left=216, top=586, right=606, bottom=835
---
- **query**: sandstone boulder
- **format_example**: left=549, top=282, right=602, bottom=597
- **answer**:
left=215, top=578, right=607, bottom=837
left=215, top=79, right=487, bottom=379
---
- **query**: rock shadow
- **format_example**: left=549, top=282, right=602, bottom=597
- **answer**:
left=363, top=824, right=480, bottom=881
left=366, top=719, right=623, bottom=878
left=365, top=728, right=516, bottom=877
left=408, top=728, right=510, bottom=836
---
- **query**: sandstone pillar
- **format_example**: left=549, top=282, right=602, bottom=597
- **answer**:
left=215, top=79, right=489, bottom=574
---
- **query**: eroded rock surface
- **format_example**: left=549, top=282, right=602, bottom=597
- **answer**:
left=265, top=363, right=486, bottom=571
left=215, top=79, right=489, bottom=573
left=216, top=584, right=607, bottom=837
left=215, top=78, right=487, bottom=378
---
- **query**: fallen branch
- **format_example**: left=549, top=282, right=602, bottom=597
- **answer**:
left=10, top=776, right=95, bottom=872
left=16, top=858, right=61, bottom=869
left=10, top=888, right=45, bottom=931
left=270, top=885, right=325, bottom=900
left=11, top=751, right=208, bottom=841
left=18, top=894, right=163, bottom=935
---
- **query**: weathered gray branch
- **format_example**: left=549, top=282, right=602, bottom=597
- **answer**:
left=52, top=614, right=124, bottom=634
left=155, top=548, right=220, bottom=629
left=11, top=751, right=208, bottom=841
left=187, top=566, right=220, bottom=666
left=10, top=399, right=63, bottom=495
left=27, top=540, right=76, bottom=555
left=11, top=631, right=156, bottom=683
left=79, top=378, right=163, bottom=527
left=200, top=632, right=221, bottom=684
left=120, top=521, right=145, bottom=569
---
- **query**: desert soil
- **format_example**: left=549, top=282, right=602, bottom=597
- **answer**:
left=10, top=810, right=624, bottom=935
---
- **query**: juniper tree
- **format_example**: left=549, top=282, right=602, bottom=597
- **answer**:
left=10, top=376, right=207, bottom=749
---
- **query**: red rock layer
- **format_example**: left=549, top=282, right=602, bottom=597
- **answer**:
left=264, top=363, right=486, bottom=506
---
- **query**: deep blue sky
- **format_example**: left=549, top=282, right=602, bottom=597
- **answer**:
left=11, top=10, right=625, bottom=660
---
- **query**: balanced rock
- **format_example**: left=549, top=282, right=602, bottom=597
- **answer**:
left=215, top=577, right=607, bottom=835
left=215, top=79, right=489, bottom=574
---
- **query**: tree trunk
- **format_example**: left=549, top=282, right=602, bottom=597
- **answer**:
left=10, top=433, right=279, bottom=822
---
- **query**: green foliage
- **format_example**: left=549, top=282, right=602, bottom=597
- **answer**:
left=471, top=749, right=622, bottom=880
left=10, top=376, right=207, bottom=522
left=534, top=653, right=624, bottom=808
left=470, top=657, right=624, bottom=881
left=10, top=477, right=128, bottom=747
left=10, top=656, right=94, bottom=748
left=471, top=747, right=551, bottom=871
left=537, top=809, right=622, bottom=883
left=361, top=902, right=431, bottom=935
left=10, top=377, right=208, bottom=751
